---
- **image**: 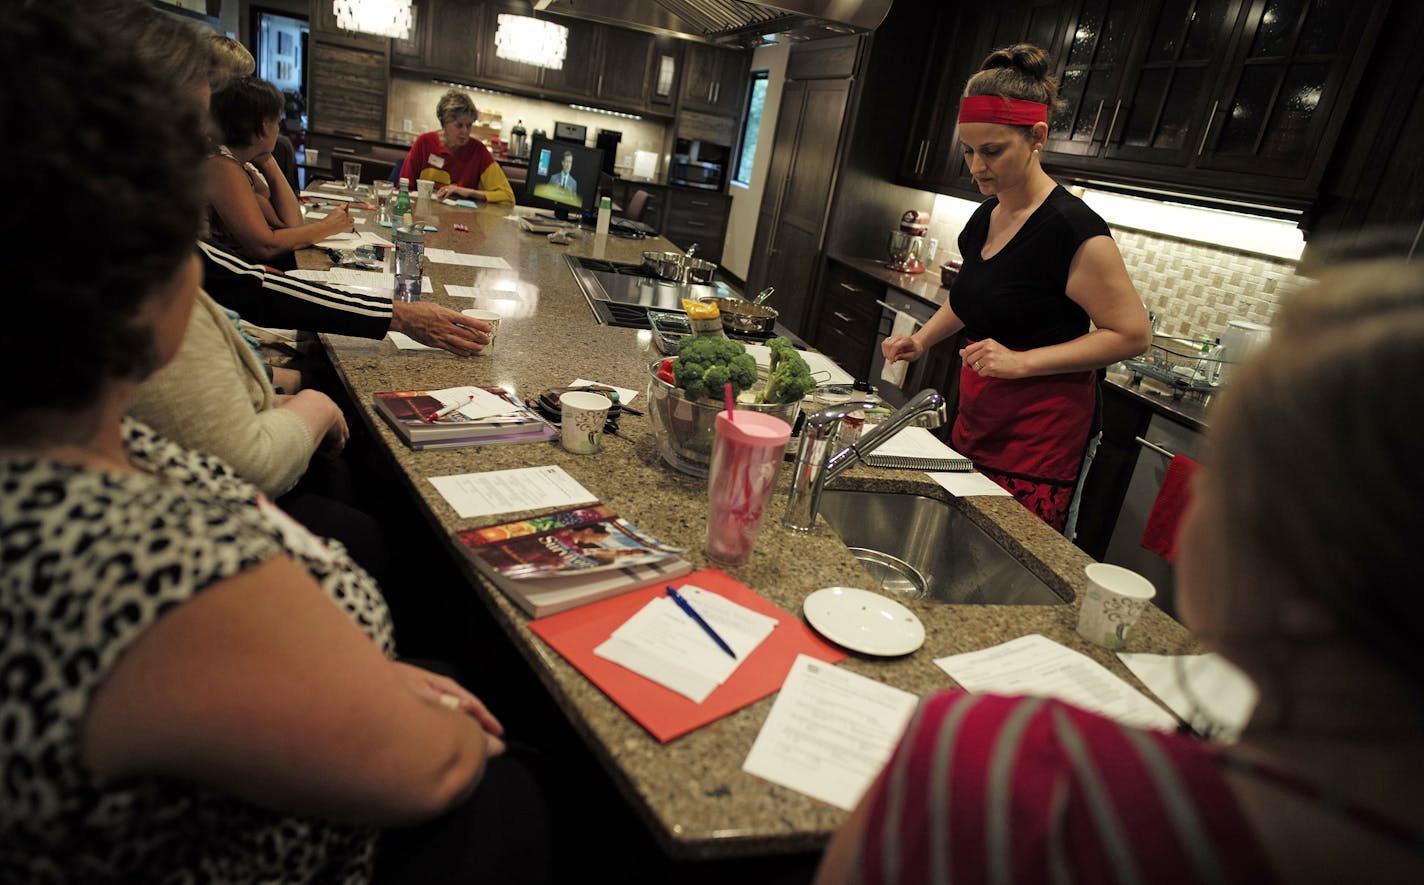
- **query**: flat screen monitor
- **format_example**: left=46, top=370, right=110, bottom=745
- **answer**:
left=523, top=134, right=605, bottom=221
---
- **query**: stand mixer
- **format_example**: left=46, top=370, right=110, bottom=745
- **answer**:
left=886, top=209, right=929, bottom=274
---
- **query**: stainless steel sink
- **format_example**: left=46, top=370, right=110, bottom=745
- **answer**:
left=818, top=490, right=1067, bottom=606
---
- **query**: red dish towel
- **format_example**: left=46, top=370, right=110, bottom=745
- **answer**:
left=1140, top=455, right=1201, bottom=563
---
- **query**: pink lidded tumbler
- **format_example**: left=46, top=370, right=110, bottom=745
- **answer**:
left=704, top=410, right=792, bottom=567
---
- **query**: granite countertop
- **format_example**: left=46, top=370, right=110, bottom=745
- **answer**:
left=312, top=209, right=1199, bottom=860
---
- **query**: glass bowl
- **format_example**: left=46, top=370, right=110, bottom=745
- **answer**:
left=646, top=358, right=801, bottom=477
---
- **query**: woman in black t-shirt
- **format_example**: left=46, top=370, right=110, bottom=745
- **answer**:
left=883, top=45, right=1151, bottom=530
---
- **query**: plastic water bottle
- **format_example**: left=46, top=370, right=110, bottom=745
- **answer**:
left=394, top=214, right=424, bottom=303
left=393, top=177, right=412, bottom=227
left=596, top=195, right=611, bottom=237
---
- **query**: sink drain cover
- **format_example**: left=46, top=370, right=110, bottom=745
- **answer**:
left=847, top=547, right=928, bottom=601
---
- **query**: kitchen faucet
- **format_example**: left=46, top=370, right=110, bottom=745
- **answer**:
left=782, top=388, right=949, bottom=532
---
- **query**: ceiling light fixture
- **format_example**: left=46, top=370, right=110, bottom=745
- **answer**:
left=332, top=0, right=413, bottom=40
left=493, top=14, right=568, bottom=71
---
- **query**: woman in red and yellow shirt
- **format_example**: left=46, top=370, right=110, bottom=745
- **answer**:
left=402, top=89, right=515, bottom=204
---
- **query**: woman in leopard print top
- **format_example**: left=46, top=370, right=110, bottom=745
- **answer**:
left=0, top=6, right=506, bottom=881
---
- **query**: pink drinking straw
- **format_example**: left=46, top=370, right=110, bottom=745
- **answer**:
left=723, top=382, right=735, bottom=423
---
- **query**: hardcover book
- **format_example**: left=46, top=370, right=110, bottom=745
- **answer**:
left=372, top=386, right=555, bottom=450
left=454, top=504, right=691, bottom=618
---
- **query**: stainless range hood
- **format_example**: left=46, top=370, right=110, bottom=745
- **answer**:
left=534, top=0, right=892, bottom=47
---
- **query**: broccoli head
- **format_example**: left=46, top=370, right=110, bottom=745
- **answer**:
left=758, top=336, right=815, bottom=404
left=671, top=335, right=758, bottom=401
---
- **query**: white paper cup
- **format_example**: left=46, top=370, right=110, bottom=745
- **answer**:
left=1076, top=563, right=1156, bottom=650
left=306, top=147, right=320, bottom=166
left=560, top=391, right=611, bottom=455
left=461, top=309, right=500, bottom=351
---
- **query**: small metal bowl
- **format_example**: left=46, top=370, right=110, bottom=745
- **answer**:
left=642, top=250, right=684, bottom=280
left=682, top=257, right=717, bottom=284
left=643, top=250, right=717, bottom=284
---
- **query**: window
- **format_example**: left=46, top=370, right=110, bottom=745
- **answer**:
left=732, top=71, right=770, bottom=187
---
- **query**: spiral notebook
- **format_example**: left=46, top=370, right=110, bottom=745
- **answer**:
left=863, top=426, right=973, bottom=472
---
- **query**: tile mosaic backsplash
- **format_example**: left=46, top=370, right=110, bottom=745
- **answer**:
left=923, top=195, right=1305, bottom=344
left=1114, top=230, right=1303, bottom=342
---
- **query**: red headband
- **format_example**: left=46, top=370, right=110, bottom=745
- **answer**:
left=958, top=95, right=1047, bottom=126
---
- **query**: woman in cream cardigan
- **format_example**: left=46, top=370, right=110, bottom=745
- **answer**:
left=126, top=291, right=346, bottom=499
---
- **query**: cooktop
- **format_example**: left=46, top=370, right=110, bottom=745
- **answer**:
left=565, top=256, right=737, bottom=326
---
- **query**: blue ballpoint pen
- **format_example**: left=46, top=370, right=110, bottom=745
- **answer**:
left=666, top=585, right=737, bottom=659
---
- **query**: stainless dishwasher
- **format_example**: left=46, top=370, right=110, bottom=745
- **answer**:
left=1102, top=412, right=1205, bottom=619
left=867, top=289, right=939, bottom=407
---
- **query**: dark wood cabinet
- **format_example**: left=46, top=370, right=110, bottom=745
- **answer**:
left=1193, top=0, right=1377, bottom=186
left=662, top=189, right=731, bottom=264
left=747, top=71, right=857, bottom=338
left=535, top=16, right=598, bottom=96
left=389, top=0, right=429, bottom=68
left=309, top=0, right=388, bottom=49
left=1052, top=0, right=1384, bottom=202
left=308, top=39, right=389, bottom=140
left=1072, top=383, right=1153, bottom=560
left=425, top=0, right=484, bottom=78
left=679, top=43, right=750, bottom=117
left=595, top=27, right=654, bottom=109
left=1301, top=0, right=1424, bottom=249
left=476, top=4, right=544, bottom=89
left=901, top=0, right=1386, bottom=207
left=813, top=263, right=882, bottom=383
left=1045, top=0, right=1139, bottom=157
left=371, top=2, right=685, bottom=120
left=899, top=0, right=1063, bottom=195
left=1099, top=0, right=1244, bottom=167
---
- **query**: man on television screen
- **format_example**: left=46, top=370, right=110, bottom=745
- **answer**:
left=547, top=151, right=579, bottom=199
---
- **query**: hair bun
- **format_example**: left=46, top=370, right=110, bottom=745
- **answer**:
left=981, top=43, right=1050, bottom=81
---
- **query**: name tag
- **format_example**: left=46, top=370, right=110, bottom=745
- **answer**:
left=429, top=155, right=445, bottom=169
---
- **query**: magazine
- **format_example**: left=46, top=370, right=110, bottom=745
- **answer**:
left=454, top=504, right=691, bottom=617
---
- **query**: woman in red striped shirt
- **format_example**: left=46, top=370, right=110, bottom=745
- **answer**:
left=402, top=90, right=516, bottom=204
left=818, top=259, right=1424, bottom=884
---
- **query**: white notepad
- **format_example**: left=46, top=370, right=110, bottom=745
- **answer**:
left=863, top=426, right=973, bottom=471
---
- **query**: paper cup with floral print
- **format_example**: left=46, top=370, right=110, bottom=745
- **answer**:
left=1076, top=563, right=1156, bottom=650
left=560, top=391, right=612, bottom=455
left=461, top=309, right=500, bottom=352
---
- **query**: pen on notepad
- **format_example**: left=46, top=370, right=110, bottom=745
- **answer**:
left=427, top=394, right=474, bottom=422
left=666, top=585, right=737, bottom=659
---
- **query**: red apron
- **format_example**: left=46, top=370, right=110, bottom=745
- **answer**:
left=951, top=359, right=1096, bottom=531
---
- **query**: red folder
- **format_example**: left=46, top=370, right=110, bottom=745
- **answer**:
left=528, top=568, right=847, bottom=743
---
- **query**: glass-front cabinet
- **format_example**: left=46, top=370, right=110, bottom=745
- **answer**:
left=1194, top=0, right=1370, bottom=182
left=1038, top=0, right=1382, bottom=201
left=1101, top=0, right=1244, bottom=166
left=1045, top=0, right=1139, bottom=157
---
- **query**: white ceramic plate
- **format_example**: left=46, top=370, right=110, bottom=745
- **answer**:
left=803, top=586, right=926, bottom=657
